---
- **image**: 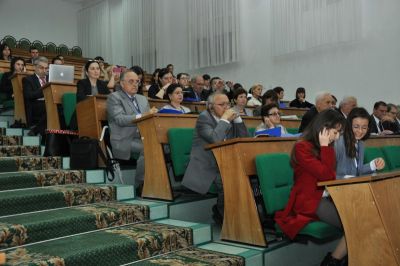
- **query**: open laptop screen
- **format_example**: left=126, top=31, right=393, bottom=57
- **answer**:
left=48, top=64, right=74, bottom=83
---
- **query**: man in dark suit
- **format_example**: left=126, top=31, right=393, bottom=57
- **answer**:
left=107, top=70, right=158, bottom=187
left=26, top=47, right=39, bottom=64
left=22, top=56, right=48, bottom=136
left=338, top=96, right=357, bottom=118
left=382, top=103, right=400, bottom=134
left=184, top=75, right=208, bottom=102
left=299, top=92, right=335, bottom=133
left=370, top=101, right=393, bottom=135
left=182, top=92, right=249, bottom=224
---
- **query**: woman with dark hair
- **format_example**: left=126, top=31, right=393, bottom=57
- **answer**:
left=76, top=60, right=114, bottom=102
left=335, top=107, right=385, bottom=179
left=148, top=68, right=173, bottom=99
left=1, top=43, right=12, bottom=61
left=232, top=88, right=252, bottom=116
left=0, top=57, right=26, bottom=100
left=256, top=103, right=287, bottom=134
left=275, top=109, right=347, bottom=266
left=159, top=83, right=190, bottom=114
left=289, top=87, right=314, bottom=108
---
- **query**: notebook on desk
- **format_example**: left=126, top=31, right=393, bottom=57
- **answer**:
left=48, top=64, right=74, bottom=83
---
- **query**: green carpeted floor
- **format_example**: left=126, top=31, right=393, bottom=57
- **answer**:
left=0, top=184, right=116, bottom=216
left=0, top=202, right=150, bottom=249
left=5, top=222, right=193, bottom=266
left=0, top=145, right=40, bottom=157
left=0, top=156, right=62, bottom=172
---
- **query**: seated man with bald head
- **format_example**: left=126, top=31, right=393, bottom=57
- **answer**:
left=182, top=92, right=249, bottom=224
left=298, top=91, right=335, bottom=132
left=338, top=96, right=357, bottom=118
left=184, top=75, right=209, bottom=101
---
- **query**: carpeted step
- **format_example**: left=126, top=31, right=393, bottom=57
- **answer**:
left=0, top=135, right=40, bottom=146
left=0, top=145, right=40, bottom=157
left=0, top=183, right=134, bottom=216
left=129, top=247, right=245, bottom=266
left=0, top=156, right=63, bottom=173
left=0, top=169, right=86, bottom=191
left=0, top=202, right=150, bottom=249
left=3, top=220, right=206, bottom=266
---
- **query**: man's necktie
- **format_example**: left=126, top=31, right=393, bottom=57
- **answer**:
left=378, top=121, right=384, bottom=132
left=40, top=77, right=46, bottom=87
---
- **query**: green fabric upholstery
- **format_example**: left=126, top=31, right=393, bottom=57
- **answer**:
left=32, top=40, right=44, bottom=52
left=364, top=147, right=390, bottom=173
left=2, top=35, right=17, bottom=48
left=248, top=127, right=256, bottom=137
left=58, top=44, right=70, bottom=55
left=287, top=128, right=299, bottom=134
left=256, top=153, right=341, bottom=239
left=18, top=38, right=31, bottom=50
left=168, top=128, right=194, bottom=177
left=46, top=42, right=58, bottom=54
left=71, top=46, right=82, bottom=57
left=381, top=146, right=400, bottom=170
left=62, top=93, right=77, bottom=127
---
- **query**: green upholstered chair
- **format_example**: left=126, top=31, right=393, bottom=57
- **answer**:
left=2, top=35, right=17, bottom=48
left=71, top=46, right=82, bottom=57
left=46, top=42, right=58, bottom=54
left=255, top=153, right=341, bottom=239
left=364, top=147, right=390, bottom=173
left=17, top=38, right=31, bottom=50
left=248, top=127, right=256, bottom=137
left=168, top=128, right=194, bottom=178
left=62, top=93, right=76, bottom=127
left=381, top=146, right=400, bottom=171
left=32, top=40, right=44, bottom=52
left=287, top=128, right=299, bottom=134
left=58, top=44, right=70, bottom=56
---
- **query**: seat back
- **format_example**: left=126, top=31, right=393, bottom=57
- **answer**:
left=381, top=146, right=400, bottom=171
left=62, top=93, right=77, bottom=127
left=287, top=128, right=299, bottom=134
left=248, top=127, right=256, bottom=137
left=364, top=147, right=390, bottom=173
left=168, top=128, right=194, bottom=177
left=256, top=153, right=293, bottom=215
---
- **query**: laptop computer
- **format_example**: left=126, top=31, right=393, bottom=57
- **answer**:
left=48, top=64, right=74, bottom=83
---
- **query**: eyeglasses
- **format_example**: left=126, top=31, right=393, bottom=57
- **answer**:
left=352, top=125, right=368, bottom=131
left=389, top=111, right=398, bottom=115
left=214, top=102, right=231, bottom=108
left=268, top=112, right=281, bottom=117
left=124, top=79, right=140, bottom=85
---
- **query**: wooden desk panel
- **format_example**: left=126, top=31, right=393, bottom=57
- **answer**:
left=11, top=73, right=29, bottom=124
left=76, top=95, right=107, bottom=139
left=43, top=83, right=77, bottom=129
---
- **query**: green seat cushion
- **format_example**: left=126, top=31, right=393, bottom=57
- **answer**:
left=287, top=128, right=299, bottom=134
left=364, top=147, right=390, bottom=173
left=248, top=127, right=256, bottom=137
left=381, top=146, right=400, bottom=171
left=275, top=220, right=341, bottom=239
left=168, top=128, right=194, bottom=177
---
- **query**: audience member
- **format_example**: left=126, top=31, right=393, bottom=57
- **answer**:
left=159, top=84, right=191, bottom=113
left=27, top=47, right=39, bottom=64
left=252, top=89, right=279, bottom=116
left=275, top=109, right=347, bottom=266
left=370, top=101, right=392, bottom=135
left=232, top=88, right=252, bottom=116
left=273, top=86, right=285, bottom=107
left=256, top=103, right=287, bottom=134
left=76, top=60, right=114, bottom=103
left=22, top=56, right=48, bottom=136
left=381, top=103, right=400, bottom=133
left=247, top=84, right=263, bottom=107
left=148, top=68, right=173, bottom=99
left=298, top=92, right=334, bottom=133
left=203, top=74, right=211, bottom=90
left=55, top=55, right=65, bottom=64
left=209, top=77, right=232, bottom=100
left=182, top=92, right=249, bottom=225
left=107, top=70, right=158, bottom=187
left=130, top=65, right=145, bottom=94
left=177, top=73, right=190, bottom=89
left=338, top=96, right=357, bottom=118
left=166, top=63, right=174, bottom=76
left=1, top=43, right=12, bottom=61
left=51, top=57, right=63, bottom=65
left=0, top=57, right=26, bottom=100
left=185, top=75, right=208, bottom=102
left=94, top=56, right=107, bottom=79
left=331, top=95, right=337, bottom=108
left=335, top=107, right=385, bottom=179
left=289, top=87, right=314, bottom=109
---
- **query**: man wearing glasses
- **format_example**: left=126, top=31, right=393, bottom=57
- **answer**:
left=182, top=92, right=248, bottom=225
left=22, top=56, right=49, bottom=136
left=107, top=70, right=158, bottom=188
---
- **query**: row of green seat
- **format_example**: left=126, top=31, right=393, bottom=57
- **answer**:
left=364, top=145, right=400, bottom=172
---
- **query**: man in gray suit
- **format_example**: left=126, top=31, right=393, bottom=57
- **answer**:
left=107, top=70, right=158, bottom=186
left=182, top=92, right=249, bottom=223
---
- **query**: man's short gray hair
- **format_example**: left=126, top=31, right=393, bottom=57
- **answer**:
left=339, top=96, right=357, bottom=108
left=120, top=69, right=135, bottom=81
left=33, top=56, right=48, bottom=65
left=207, top=92, right=225, bottom=110
left=315, top=91, right=331, bottom=104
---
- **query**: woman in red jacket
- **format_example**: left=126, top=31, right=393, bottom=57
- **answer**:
left=275, top=109, right=347, bottom=266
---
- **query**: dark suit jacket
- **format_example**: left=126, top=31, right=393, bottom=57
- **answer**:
left=183, top=87, right=209, bottom=101
left=76, top=78, right=110, bottom=102
left=22, top=74, right=46, bottom=127
left=289, top=98, right=314, bottom=109
left=0, top=71, right=13, bottom=99
left=298, top=106, right=318, bottom=133
left=369, top=115, right=380, bottom=134
left=182, top=110, right=249, bottom=194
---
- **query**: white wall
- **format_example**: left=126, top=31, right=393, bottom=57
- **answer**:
left=0, top=0, right=80, bottom=48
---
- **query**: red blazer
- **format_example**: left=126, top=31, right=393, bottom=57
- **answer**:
left=274, top=140, right=336, bottom=239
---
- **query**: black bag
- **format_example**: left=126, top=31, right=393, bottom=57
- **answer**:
left=70, top=137, right=99, bottom=170
left=44, top=129, right=78, bottom=157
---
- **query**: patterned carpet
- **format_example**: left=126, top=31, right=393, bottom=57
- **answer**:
left=0, top=145, right=40, bottom=157
left=0, top=156, right=62, bottom=172
left=0, top=135, right=22, bottom=146
left=4, top=222, right=193, bottom=266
